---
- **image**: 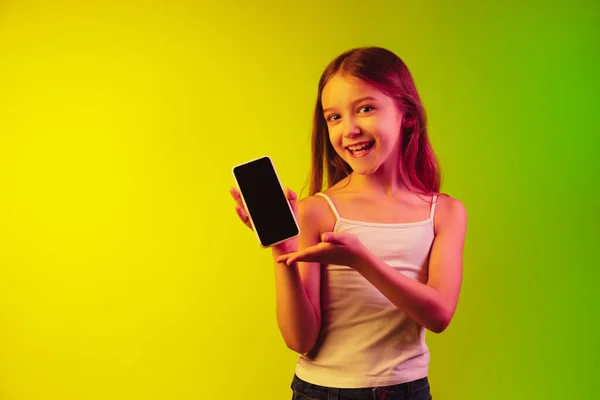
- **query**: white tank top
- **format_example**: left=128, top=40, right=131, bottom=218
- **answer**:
left=294, top=192, right=438, bottom=389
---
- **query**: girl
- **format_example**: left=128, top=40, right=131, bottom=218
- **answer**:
left=230, top=47, right=466, bottom=400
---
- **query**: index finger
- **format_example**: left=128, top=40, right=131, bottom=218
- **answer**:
left=230, top=187, right=244, bottom=206
left=287, top=242, right=328, bottom=265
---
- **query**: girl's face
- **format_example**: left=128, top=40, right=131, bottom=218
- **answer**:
left=321, top=73, right=404, bottom=176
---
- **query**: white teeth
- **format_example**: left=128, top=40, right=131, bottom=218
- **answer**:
left=347, top=141, right=373, bottom=151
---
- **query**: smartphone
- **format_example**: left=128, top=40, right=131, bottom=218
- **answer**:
left=232, top=156, right=300, bottom=248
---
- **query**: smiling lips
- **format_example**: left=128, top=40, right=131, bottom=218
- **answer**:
left=346, top=140, right=375, bottom=158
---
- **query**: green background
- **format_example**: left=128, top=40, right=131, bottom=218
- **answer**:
left=0, top=1, right=597, bottom=399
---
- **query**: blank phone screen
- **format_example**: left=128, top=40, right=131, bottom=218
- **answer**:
left=233, top=157, right=299, bottom=247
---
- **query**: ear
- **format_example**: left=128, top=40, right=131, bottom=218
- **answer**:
left=403, top=112, right=417, bottom=128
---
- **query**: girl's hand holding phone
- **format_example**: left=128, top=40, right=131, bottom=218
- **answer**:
left=229, top=186, right=299, bottom=254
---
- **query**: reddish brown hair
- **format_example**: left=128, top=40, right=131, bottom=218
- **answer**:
left=305, top=47, right=441, bottom=196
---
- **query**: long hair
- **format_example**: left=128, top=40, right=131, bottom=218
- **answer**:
left=305, top=47, right=441, bottom=197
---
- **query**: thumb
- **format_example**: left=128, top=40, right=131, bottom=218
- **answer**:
left=285, top=187, right=297, bottom=200
left=321, top=232, right=346, bottom=245
left=285, top=187, right=298, bottom=214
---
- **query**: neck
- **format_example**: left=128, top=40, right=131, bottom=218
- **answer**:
left=347, top=163, right=411, bottom=198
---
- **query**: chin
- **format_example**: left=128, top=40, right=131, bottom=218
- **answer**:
left=351, top=166, right=379, bottom=176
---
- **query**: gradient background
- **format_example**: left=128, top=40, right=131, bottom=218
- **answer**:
left=0, top=1, right=598, bottom=399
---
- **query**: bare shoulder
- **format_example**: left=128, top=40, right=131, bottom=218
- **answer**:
left=298, top=194, right=336, bottom=235
left=298, top=194, right=332, bottom=219
left=434, top=194, right=467, bottom=233
left=436, top=194, right=467, bottom=215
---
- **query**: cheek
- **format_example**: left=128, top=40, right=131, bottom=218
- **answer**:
left=376, top=118, right=401, bottom=145
left=328, top=128, right=344, bottom=147
left=368, top=116, right=392, bottom=136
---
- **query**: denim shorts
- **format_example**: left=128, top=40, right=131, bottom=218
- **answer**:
left=291, top=374, right=432, bottom=400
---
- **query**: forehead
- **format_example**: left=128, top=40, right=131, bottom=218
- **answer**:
left=321, top=73, right=385, bottom=107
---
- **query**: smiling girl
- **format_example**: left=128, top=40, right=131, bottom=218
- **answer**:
left=230, top=46, right=467, bottom=400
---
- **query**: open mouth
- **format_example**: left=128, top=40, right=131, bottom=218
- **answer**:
left=346, top=140, right=375, bottom=158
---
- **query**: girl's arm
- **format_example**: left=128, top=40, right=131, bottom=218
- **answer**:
left=272, top=196, right=323, bottom=354
left=355, top=196, right=467, bottom=333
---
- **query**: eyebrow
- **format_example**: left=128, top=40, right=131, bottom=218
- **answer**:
left=322, top=96, right=378, bottom=114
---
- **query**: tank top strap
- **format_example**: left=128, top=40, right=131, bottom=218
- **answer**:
left=430, top=194, right=438, bottom=219
left=315, top=192, right=341, bottom=221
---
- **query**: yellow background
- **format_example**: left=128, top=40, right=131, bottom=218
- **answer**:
left=0, top=2, right=358, bottom=398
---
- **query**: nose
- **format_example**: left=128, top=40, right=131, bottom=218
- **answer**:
left=342, top=117, right=361, bottom=139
